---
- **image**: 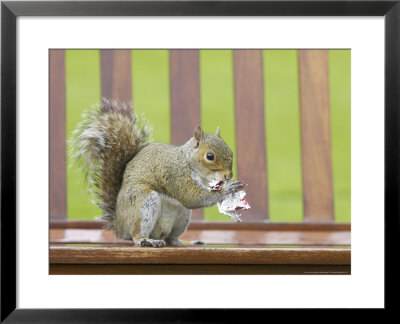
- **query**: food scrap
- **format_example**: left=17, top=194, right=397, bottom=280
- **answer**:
left=207, top=179, right=224, bottom=191
left=207, top=179, right=251, bottom=222
left=217, top=190, right=250, bottom=222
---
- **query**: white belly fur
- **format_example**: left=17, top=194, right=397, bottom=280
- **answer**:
left=151, top=193, right=191, bottom=241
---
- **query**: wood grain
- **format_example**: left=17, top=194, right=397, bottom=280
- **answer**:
left=49, top=50, right=66, bottom=220
left=50, top=264, right=350, bottom=275
left=298, top=50, right=334, bottom=221
left=169, top=49, right=201, bottom=145
left=50, top=246, right=350, bottom=265
left=169, top=49, right=203, bottom=220
left=50, top=228, right=350, bottom=246
left=101, top=49, right=132, bottom=103
left=49, top=220, right=351, bottom=231
left=233, top=50, right=269, bottom=220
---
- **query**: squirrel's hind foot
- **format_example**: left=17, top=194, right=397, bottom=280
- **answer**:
left=139, top=238, right=166, bottom=248
left=167, top=239, right=205, bottom=246
left=192, top=240, right=205, bottom=245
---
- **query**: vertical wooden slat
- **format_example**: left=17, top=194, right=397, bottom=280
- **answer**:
left=169, top=50, right=201, bottom=144
left=49, top=50, right=66, bottom=220
left=233, top=50, right=269, bottom=220
left=298, top=50, right=334, bottom=221
left=101, top=49, right=132, bottom=103
left=169, top=49, right=203, bottom=220
left=101, top=50, right=114, bottom=99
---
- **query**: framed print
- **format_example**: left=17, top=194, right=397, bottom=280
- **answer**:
left=1, top=0, right=398, bottom=321
left=49, top=47, right=352, bottom=270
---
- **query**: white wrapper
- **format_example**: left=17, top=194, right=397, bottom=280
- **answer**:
left=207, top=180, right=251, bottom=222
left=217, top=190, right=250, bottom=222
left=207, top=179, right=223, bottom=191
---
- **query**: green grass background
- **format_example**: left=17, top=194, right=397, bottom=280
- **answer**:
left=66, top=49, right=350, bottom=223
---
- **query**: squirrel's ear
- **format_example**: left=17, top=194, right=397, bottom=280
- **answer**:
left=215, top=126, right=221, bottom=137
left=194, top=125, right=203, bottom=147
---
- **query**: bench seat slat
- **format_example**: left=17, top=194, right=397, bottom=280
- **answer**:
left=49, top=220, right=350, bottom=231
left=50, top=246, right=350, bottom=265
left=50, top=264, right=351, bottom=275
left=50, top=228, right=350, bottom=246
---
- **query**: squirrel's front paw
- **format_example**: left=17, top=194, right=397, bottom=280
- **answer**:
left=222, top=180, right=245, bottom=195
left=140, top=238, right=166, bottom=248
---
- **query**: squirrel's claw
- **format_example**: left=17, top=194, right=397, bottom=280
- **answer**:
left=223, top=180, right=245, bottom=194
left=192, top=240, right=205, bottom=245
left=140, top=238, right=166, bottom=248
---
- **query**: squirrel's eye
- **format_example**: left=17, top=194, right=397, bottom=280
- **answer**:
left=206, top=152, right=215, bottom=161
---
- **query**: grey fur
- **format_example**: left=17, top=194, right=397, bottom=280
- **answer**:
left=121, top=233, right=132, bottom=240
left=139, top=191, right=161, bottom=237
left=136, top=191, right=190, bottom=247
left=165, top=206, right=191, bottom=246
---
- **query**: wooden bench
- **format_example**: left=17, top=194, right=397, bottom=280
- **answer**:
left=49, top=49, right=350, bottom=274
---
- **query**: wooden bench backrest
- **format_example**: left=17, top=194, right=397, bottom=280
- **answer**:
left=50, top=49, right=334, bottom=222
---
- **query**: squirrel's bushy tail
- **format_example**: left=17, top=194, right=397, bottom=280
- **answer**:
left=71, top=98, right=151, bottom=229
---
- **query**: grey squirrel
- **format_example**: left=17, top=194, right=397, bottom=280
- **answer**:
left=72, top=99, right=244, bottom=247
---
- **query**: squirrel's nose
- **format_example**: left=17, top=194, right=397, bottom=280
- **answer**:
left=224, top=171, right=233, bottom=180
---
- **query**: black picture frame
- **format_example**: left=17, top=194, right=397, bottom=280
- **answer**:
left=1, top=0, right=398, bottom=321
